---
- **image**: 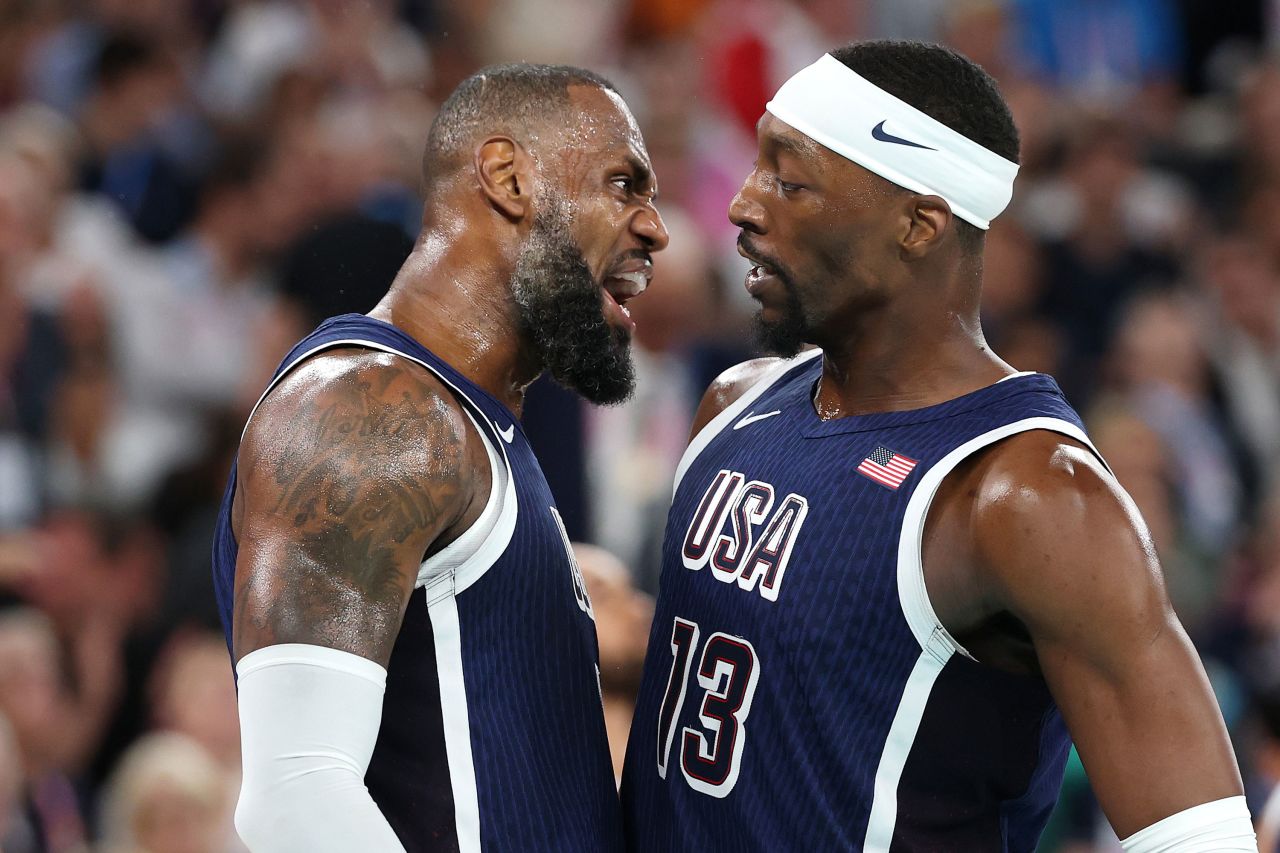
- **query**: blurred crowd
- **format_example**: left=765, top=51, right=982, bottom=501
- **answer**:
left=1, top=0, right=1279, bottom=849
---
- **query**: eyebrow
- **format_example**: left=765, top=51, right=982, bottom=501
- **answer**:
left=626, top=154, right=658, bottom=198
left=766, top=131, right=821, bottom=159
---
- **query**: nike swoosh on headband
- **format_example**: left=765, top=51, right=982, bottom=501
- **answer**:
left=871, top=120, right=936, bottom=151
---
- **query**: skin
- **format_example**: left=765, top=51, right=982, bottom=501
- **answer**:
left=231, top=83, right=668, bottom=667
left=689, top=111, right=1243, bottom=838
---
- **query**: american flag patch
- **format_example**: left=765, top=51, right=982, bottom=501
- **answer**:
left=856, top=446, right=918, bottom=490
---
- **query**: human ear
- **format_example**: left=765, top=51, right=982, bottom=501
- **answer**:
left=902, top=195, right=951, bottom=258
left=476, top=137, right=533, bottom=221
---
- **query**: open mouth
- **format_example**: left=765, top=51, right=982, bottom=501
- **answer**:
left=737, top=239, right=783, bottom=295
left=601, top=258, right=652, bottom=329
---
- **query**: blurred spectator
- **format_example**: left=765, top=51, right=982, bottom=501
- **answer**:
left=1092, top=292, right=1243, bottom=632
left=574, top=543, right=655, bottom=782
left=75, top=30, right=192, bottom=243
left=0, top=608, right=91, bottom=852
left=1196, top=234, right=1280, bottom=497
left=201, top=0, right=428, bottom=120
left=0, top=711, right=25, bottom=848
left=1019, top=116, right=1188, bottom=402
left=146, top=632, right=239, bottom=772
left=1010, top=0, right=1183, bottom=103
left=97, top=732, right=236, bottom=853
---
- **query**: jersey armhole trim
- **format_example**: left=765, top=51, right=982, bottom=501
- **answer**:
left=896, top=416, right=1111, bottom=660
left=418, top=404, right=515, bottom=595
left=672, top=349, right=823, bottom=495
left=244, top=336, right=518, bottom=597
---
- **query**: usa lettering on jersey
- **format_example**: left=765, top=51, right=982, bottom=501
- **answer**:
left=680, top=469, right=809, bottom=601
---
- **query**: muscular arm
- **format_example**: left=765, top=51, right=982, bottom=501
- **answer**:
left=965, top=433, right=1241, bottom=838
left=229, top=351, right=485, bottom=852
left=232, top=350, right=482, bottom=664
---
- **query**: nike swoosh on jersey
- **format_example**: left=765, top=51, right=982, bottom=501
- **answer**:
left=733, top=410, right=782, bottom=430
left=498, top=423, right=515, bottom=443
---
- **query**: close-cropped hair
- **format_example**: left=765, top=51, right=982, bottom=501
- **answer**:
left=829, top=40, right=1019, bottom=252
left=422, top=63, right=619, bottom=196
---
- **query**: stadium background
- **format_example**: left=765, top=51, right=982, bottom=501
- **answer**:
left=0, top=0, right=1278, bottom=849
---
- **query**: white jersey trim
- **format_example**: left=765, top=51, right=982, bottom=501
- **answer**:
left=862, top=416, right=1109, bottom=849
left=896, top=415, right=1108, bottom=659
left=426, top=590, right=482, bottom=853
left=862, top=639, right=951, bottom=853
left=417, top=404, right=511, bottom=593
left=673, top=350, right=823, bottom=495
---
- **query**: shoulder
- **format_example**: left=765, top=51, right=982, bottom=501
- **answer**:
left=967, top=430, right=1119, bottom=534
left=687, top=356, right=794, bottom=439
left=238, top=348, right=482, bottom=506
left=960, top=429, right=1160, bottom=623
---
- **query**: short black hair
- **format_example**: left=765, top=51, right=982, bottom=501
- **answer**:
left=422, top=63, right=619, bottom=197
left=829, top=40, right=1018, bottom=253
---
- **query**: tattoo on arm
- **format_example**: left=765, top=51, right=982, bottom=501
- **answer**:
left=234, top=359, right=476, bottom=664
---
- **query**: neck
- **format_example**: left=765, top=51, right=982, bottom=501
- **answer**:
left=812, top=258, right=1012, bottom=419
left=369, top=225, right=540, bottom=416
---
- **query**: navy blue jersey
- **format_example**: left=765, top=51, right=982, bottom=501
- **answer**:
left=212, top=314, right=620, bottom=852
left=621, top=352, right=1104, bottom=852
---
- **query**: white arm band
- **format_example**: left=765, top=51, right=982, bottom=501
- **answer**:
left=235, top=643, right=406, bottom=853
left=1120, top=796, right=1257, bottom=852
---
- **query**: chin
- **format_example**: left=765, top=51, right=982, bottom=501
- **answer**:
left=753, top=314, right=809, bottom=358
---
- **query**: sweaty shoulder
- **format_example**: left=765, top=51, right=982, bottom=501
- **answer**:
left=962, top=429, right=1158, bottom=621
left=230, top=348, right=492, bottom=661
left=234, top=348, right=487, bottom=546
left=688, top=357, right=790, bottom=440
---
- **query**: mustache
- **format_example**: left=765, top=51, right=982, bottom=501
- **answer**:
left=608, top=247, right=653, bottom=269
left=737, top=234, right=789, bottom=283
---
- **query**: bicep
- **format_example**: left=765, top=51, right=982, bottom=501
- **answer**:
left=977, top=443, right=1241, bottom=837
left=232, top=362, right=475, bottom=666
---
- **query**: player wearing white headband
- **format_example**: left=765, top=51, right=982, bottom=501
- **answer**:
left=621, top=41, right=1252, bottom=852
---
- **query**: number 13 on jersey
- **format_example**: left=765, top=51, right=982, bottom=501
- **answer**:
left=656, top=617, right=760, bottom=798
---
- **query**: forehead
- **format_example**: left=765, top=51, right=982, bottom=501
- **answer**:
left=757, top=112, right=837, bottom=169
left=757, top=111, right=896, bottom=193
left=561, top=85, right=651, bottom=166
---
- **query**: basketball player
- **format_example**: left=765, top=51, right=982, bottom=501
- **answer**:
left=211, top=64, right=668, bottom=851
left=620, top=41, right=1253, bottom=851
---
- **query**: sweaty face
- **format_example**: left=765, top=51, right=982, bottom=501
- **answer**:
left=730, top=113, right=902, bottom=355
left=513, top=86, right=668, bottom=404
left=511, top=192, right=636, bottom=405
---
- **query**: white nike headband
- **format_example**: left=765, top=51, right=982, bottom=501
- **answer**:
left=765, top=54, right=1018, bottom=229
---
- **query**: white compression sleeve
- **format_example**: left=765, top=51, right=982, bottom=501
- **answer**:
left=235, top=644, right=407, bottom=853
left=1119, top=796, right=1257, bottom=852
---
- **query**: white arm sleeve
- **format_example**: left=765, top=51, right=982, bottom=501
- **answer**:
left=235, top=643, right=407, bottom=853
left=1119, top=796, right=1257, bottom=852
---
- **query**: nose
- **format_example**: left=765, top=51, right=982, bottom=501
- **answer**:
left=633, top=203, right=670, bottom=253
left=728, top=175, right=765, bottom=233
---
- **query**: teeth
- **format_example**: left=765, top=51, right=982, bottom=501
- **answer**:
left=606, top=271, right=648, bottom=298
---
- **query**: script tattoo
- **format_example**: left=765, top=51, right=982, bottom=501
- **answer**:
left=235, top=357, right=472, bottom=663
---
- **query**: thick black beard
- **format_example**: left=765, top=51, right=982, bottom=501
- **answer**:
left=753, top=272, right=809, bottom=357
left=511, top=203, right=635, bottom=405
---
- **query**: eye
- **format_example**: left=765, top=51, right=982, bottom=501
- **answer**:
left=776, top=177, right=805, bottom=193
left=611, top=175, right=634, bottom=193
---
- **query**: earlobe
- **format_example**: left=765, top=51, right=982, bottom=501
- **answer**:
left=476, top=137, right=531, bottom=221
left=902, top=195, right=951, bottom=258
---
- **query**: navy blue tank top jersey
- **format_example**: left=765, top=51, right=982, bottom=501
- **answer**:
left=212, top=315, right=620, bottom=852
left=621, top=352, right=1106, bottom=852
